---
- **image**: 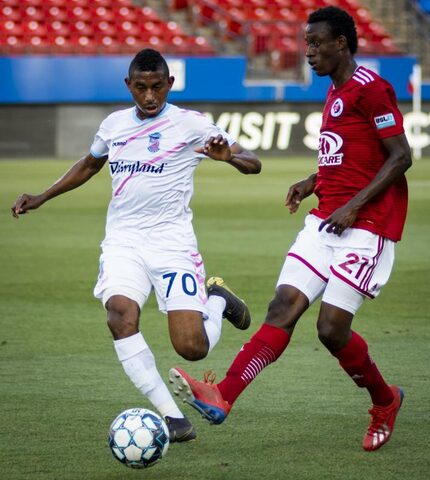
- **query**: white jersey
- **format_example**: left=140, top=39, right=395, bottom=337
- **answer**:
left=90, top=103, right=234, bottom=248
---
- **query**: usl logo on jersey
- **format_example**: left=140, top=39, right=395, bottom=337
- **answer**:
left=330, top=98, right=344, bottom=117
left=318, top=131, right=344, bottom=166
left=147, top=132, right=161, bottom=152
left=374, top=113, right=396, bottom=130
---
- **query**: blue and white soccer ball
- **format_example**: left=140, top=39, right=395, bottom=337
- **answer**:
left=108, top=408, right=170, bottom=469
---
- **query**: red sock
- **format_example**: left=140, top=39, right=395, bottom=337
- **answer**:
left=218, top=323, right=290, bottom=405
left=332, top=331, right=394, bottom=406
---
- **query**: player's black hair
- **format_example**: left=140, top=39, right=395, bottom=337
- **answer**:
left=307, top=6, right=358, bottom=55
left=128, top=49, right=170, bottom=78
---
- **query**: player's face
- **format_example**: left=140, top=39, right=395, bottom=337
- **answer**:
left=125, top=69, right=174, bottom=118
left=305, top=22, right=343, bottom=77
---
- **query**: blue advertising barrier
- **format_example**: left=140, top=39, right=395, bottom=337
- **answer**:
left=0, top=55, right=428, bottom=104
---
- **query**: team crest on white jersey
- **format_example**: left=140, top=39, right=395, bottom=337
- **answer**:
left=330, top=98, right=344, bottom=117
left=318, top=131, right=344, bottom=166
left=147, top=132, right=161, bottom=152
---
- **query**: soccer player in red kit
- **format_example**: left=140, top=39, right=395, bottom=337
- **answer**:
left=169, top=6, right=412, bottom=451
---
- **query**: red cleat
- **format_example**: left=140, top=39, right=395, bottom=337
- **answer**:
left=363, top=385, right=404, bottom=451
left=169, top=367, right=231, bottom=424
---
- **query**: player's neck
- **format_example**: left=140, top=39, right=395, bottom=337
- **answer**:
left=331, top=58, right=358, bottom=89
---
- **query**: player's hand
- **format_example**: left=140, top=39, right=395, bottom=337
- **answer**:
left=318, top=203, right=359, bottom=236
left=285, top=176, right=315, bottom=214
left=195, top=135, right=232, bottom=162
left=11, top=193, right=45, bottom=218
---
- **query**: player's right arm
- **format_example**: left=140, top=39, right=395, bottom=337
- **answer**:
left=11, top=153, right=108, bottom=218
left=285, top=173, right=317, bottom=214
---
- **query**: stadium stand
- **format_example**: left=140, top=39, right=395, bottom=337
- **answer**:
left=166, top=0, right=402, bottom=75
left=0, top=0, right=216, bottom=55
left=1, top=0, right=429, bottom=78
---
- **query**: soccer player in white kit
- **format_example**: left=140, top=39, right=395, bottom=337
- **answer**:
left=11, top=49, right=262, bottom=442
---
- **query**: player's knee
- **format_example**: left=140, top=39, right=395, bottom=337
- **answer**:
left=317, top=320, right=346, bottom=351
left=106, top=297, right=140, bottom=339
left=265, top=288, right=305, bottom=332
left=173, top=338, right=208, bottom=361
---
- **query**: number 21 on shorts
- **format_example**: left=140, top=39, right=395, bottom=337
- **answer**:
left=338, top=253, right=371, bottom=280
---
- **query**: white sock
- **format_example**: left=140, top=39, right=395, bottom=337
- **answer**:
left=204, top=295, right=226, bottom=353
left=114, top=332, right=184, bottom=419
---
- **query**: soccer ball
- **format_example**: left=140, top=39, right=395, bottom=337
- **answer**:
left=108, top=408, right=169, bottom=469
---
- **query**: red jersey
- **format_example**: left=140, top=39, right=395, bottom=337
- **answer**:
left=310, top=66, right=408, bottom=242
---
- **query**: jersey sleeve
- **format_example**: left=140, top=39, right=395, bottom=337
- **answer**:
left=358, top=80, right=404, bottom=139
left=179, top=109, right=236, bottom=148
left=90, top=119, right=110, bottom=158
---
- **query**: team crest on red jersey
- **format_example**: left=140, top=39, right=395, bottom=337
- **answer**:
left=330, top=98, right=344, bottom=117
left=318, top=131, right=344, bottom=166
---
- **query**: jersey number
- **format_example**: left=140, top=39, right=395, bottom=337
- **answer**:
left=338, top=253, right=370, bottom=279
left=162, top=272, right=197, bottom=297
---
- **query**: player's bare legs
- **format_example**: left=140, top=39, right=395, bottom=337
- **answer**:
left=106, top=295, right=140, bottom=339
left=106, top=295, right=196, bottom=442
left=317, top=301, right=403, bottom=451
left=168, top=310, right=209, bottom=361
left=265, top=284, right=309, bottom=333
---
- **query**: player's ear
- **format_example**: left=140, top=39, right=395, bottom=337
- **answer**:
left=124, top=77, right=131, bottom=89
left=337, top=35, right=348, bottom=51
left=167, top=76, right=175, bottom=91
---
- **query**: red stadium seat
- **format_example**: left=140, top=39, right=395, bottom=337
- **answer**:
left=113, top=5, right=138, bottom=22
left=141, top=21, right=164, bottom=37
left=69, top=6, right=92, bottom=22
left=93, top=20, right=117, bottom=37
left=137, top=6, right=162, bottom=22
left=0, top=19, right=23, bottom=36
left=1, top=5, right=20, bottom=21
left=117, top=20, right=140, bottom=37
left=21, top=5, right=45, bottom=22
left=45, top=6, right=68, bottom=22
left=69, top=20, right=93, bottom=37
left=22, top=20, right=47, bottom=37
left=46, top=20, right=71, bottom=37
left=92, top=6, right=115, bottom=22
left=0, top=34, right=26, bottom=53
left=69, top=34, right=98, bottom=53
left=192, top=35, right=216, bottom=54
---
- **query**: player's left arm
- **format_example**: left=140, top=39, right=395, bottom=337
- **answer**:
left=195, top=135, right=261, bottom=174
left=319, top=133, right=412, bottom=235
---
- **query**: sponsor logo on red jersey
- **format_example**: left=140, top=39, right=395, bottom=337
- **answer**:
left=318, top=131, right=344, bottom=166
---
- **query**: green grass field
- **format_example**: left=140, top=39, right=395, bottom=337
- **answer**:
left=1, top=158, right=429, bottom=480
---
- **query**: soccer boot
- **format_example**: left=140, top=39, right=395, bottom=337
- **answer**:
left=362, top=385, right=404, bottom=451
left=164, top=415, right=196, bottom=443
left=207, top=276, right=251, bottom=330
left=169, top=367, right=231, bottom=425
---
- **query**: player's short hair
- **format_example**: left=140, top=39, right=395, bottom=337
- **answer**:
left=128, top=49, right=170, bottom=78
left=307, top=6, right=358, bottom=55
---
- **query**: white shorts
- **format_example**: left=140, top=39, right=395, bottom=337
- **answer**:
left=93, top=243, right=208, bottom=316
left=276, top=215, right=395, bottom=314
